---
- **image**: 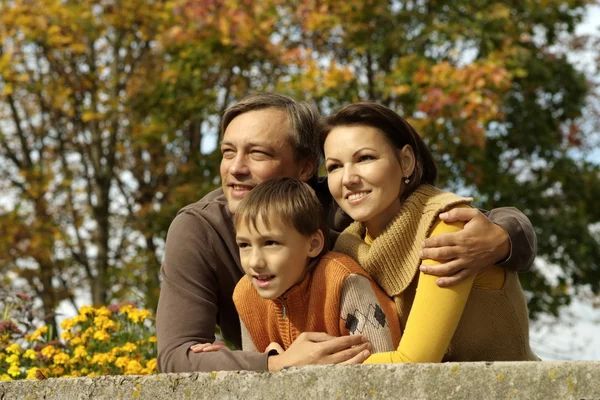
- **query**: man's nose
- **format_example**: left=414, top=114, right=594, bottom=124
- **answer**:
left=229, top=154, right=250, bottom=176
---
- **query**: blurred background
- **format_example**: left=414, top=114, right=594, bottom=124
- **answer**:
left=1, top=0, right=599, bottom=361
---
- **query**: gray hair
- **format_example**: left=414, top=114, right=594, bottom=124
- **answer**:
left=221, top=93, right=322, bottom=172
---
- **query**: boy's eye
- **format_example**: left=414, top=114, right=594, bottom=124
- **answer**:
left=264, top=240, right=278, bottom=246
left=237, top=242, right=250, bottom=249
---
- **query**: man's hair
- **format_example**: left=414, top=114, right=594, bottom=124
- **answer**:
left=221, top=93, right=322, bottom=180
left=320, top=102, right=437, bottom=200
left=234, top=177, right=329, bottom=261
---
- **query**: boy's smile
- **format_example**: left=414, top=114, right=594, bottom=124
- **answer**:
left=236, top=216, right=322, bottom=300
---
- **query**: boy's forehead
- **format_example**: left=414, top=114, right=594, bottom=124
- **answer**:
left=236, top=214, right=289, bottom=236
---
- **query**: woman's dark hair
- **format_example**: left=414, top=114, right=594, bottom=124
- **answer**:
left=320, top=102, right=437, bottom=200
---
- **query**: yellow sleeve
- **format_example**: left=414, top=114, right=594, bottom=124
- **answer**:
left=364, top=216, right=475, bottom=364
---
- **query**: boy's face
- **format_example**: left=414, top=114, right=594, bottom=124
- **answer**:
left=235, top=216, right=322, bottom=300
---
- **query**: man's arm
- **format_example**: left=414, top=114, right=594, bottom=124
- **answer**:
left=156, top=212, right=269, bottom=372
left=419, top=206, right=537, bottom=287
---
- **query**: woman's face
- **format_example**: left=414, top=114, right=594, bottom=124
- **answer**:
left=324, top=124, right=414, bottom=237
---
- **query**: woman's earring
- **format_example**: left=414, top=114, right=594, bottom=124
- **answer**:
left=404, top=177, right=410, bottom=184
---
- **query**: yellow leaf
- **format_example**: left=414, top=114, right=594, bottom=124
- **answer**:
left=82, top=111, right=95, bottom=122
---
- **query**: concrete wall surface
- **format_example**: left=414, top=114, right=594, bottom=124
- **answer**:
left=1, top=361, right=599, bottom=400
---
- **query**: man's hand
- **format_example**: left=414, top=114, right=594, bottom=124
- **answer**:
left=267, top=332, right=371, bottom=372
left=419, top=208, right=511, bottom=287
left=189, top=340, right=228, bottom=353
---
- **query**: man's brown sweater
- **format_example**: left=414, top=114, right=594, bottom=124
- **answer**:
left=156, top=181, right=537, bottom=372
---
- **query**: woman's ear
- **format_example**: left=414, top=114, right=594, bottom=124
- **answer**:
left=398, top=145, right=416, bottom=177
left=307, top=229, right=325, bottom=258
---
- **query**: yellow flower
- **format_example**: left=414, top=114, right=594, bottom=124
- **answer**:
left=145, top=358, right=157, bottom=373
left=51, top=365, right=65, bottom=376
left=40, top=345, right=56, bottom=359
left=73, top=345, right=88, bottom=359
left=23, top=349, right=37, bottom=360
left=115, top=356, right=130, bottom=369
left=0, top=373, right=13, bottom=381
left=60, top=318, right=75, bottom=331
left=93, top=330, right=110, bottom=341
left=8, top=364, right=21, bottom=378
left=96, top=306, right=112, bottom=317
left=70, top=336, right=83, bottom=346
left=121, top=342, right=137, bottom=353
left=93, top=315, right=116, bottom=330
left=53, top=352, right=70, bottom=365
left=148, top=336, right=157, bottom=343
left=73, top=314, right=88, bottom=324
left=119, top=304, right=134, bottom=314
left=25, top=326, right=48, bottom=341
left=0, top=352, right=5, bottom=362
left=61, top=331, right=73, bottom=341
left=6, top=354, right=20, bottom=365
left=6, top=343, right=22, bottom=355
left=87, top=372, right=98, bottom=377
left=78, top=305, right=95, bottom=317
left=26, top=367, right=40, bottom=380
left=124, top=359, right=143, bottom=375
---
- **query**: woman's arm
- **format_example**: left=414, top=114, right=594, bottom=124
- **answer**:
left=364, top=217, right=475, bottom=363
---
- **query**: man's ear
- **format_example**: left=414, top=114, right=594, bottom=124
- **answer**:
left=398, top=145, right=416, bottom=177
left=307, top=229, right=325, bottom=258
left=297, top=157, right=317, bottom=183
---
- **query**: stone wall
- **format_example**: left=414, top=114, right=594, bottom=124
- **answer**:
left=1, top=361, right=599, bottom=399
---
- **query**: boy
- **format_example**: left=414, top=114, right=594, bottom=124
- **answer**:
left=227, top=177, right=401, bottom=354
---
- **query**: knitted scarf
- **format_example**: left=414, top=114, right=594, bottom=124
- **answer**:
left=333, top=185, right=472, bottom=315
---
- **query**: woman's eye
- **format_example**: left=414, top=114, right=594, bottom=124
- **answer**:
left=359, top=155, right=375, bottom=162
left=326, top=164, right=340, bottom=173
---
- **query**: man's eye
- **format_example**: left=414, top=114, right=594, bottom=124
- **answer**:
left=222, top=149, right=235, bottom=158
left=251, top=150, right=269, bottom=159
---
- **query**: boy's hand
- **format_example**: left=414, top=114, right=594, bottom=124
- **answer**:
left=267, top=332, right=371, bottom=372
left=189, top=340, right=228, bottom=353
left=419, top=208, right=510, bottom=287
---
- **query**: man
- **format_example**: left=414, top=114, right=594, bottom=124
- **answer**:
left=156, top=93, right=536, bottom=373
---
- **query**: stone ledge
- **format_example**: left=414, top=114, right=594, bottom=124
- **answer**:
left=1, top=361, right=599, bottom=400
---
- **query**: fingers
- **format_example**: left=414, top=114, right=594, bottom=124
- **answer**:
left=297, top=332, right=337, bottom=343
left=419, top=245, right=457, bottom=262
left=325, top=342, right=371, bottom=365
left=420, top=260, right=463, bottom=277
left=320, top=334, right=368, bottom=354
left=438, top=208, right=480, bottom=223
left=190, top=343, right=224, bottom=353
left=434, top=268, right=473, bottom=287
left=339, top=347, right=372, bottom=365
left=421, top=233, right=458, bottom=250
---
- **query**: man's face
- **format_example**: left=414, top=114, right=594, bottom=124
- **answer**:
left=220, top=108, right=313, bottom=214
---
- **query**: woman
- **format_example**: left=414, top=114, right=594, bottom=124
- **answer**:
left=321, top=102, right=538, bottom=363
